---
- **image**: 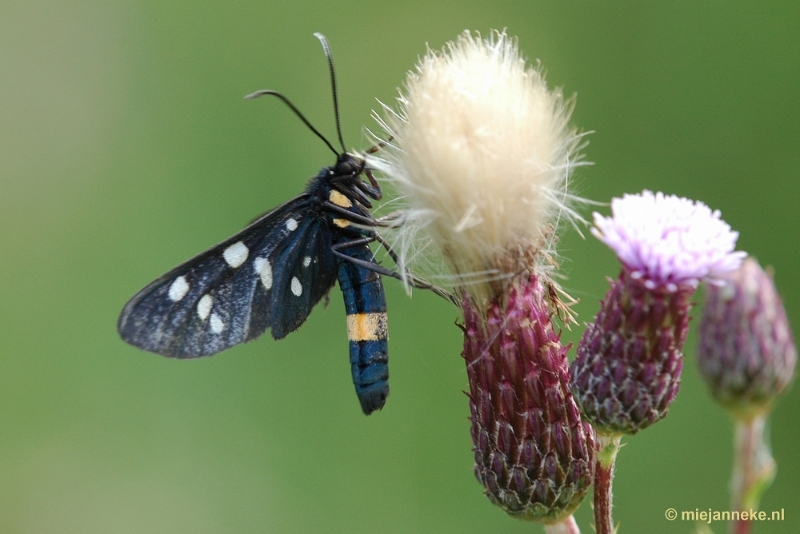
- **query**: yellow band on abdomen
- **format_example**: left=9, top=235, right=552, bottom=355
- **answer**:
left=346, top=312, right=388, bottom=341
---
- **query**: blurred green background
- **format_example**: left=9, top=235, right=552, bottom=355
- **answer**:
left=1, top=1, right=797, bottom=533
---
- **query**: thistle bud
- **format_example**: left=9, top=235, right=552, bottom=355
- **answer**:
left=697, top=257, right=796, bottom=418
left=570, top=191, right=745, bottom=435
left=374, top=30, right=594, bottom=522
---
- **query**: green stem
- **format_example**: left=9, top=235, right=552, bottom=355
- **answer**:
left=543, top=514, right=580, bottom=534
left=593, top=433, right=622, bottom=534
left=730, top=413, right=776, bottom=534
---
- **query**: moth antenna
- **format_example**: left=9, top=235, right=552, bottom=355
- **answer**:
left=244, top=89, right=339, bottom=157
left=314, top=32, right=347, bottom=154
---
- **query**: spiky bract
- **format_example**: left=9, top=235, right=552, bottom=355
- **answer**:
left=571, top=269, right=691, bottom=434
left=465, top=275, right=595, bottom=522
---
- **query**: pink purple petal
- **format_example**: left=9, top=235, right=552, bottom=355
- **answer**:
left=592, top=191, right=746, bottom=288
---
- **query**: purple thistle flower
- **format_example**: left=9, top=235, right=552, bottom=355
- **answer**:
left=698, top=257, right=796, bottom=418
left=592, top=191, right=745, bottom=290
left=571, top=191, right=745, bottom=435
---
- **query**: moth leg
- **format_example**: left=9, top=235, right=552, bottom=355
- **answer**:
left=328, top=163, right=381, bottom=200
left=359, top=169, right=382, bottom=200
left=323, top=202, right=395, bottom=227
left=332, top=182, right=373, bottom=209
left=370, top=232, right=458, bottom=304
left=332, top=237, right=457, bottom=305
left=357, top=136, right=395, bottom=197
left=371, top=211, right=405, bottom=227
left=363, top=135, right=393, bottom=155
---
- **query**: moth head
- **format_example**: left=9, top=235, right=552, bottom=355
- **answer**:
left=332, top=152, right=363, bottom=179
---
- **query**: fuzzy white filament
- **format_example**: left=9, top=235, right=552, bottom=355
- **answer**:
left=592, top=190, right=746, bottom=289
left=372, top=31, right=587, bottom=302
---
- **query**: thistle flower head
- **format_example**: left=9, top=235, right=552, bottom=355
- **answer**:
left=698, top=257, right=796, bottom=419
left=571, top=191, right=745, bottom=435
left=373, top=30, right=586, bottom=304
left=374, top=30, right=594, bottom=522
left=465, top=275, right=595, bottom=522
left=592, top=191, right=746, bottom=290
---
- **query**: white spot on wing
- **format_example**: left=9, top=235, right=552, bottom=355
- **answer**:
left=197, top=294, right=213, bottom=320
left=223, top=241, right=249, bottom=268
left=168, top=276, right=190, bottom=302
left=291, top=277, right=302, bottom=296
left=254, top=256, right=272, bottom=290
left=303, top=256, right=311, bottom=267
left=286, top=218, right=298, bottom=231
left=210, top=313, right=224, bottom=334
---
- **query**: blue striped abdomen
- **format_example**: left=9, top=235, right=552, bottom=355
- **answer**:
left=336, top=243, right=388, bottom=415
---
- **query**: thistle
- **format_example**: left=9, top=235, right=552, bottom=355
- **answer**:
left=374, top=31, right=594, bottom=528
left=697, top=257, right=796, bottom=534
left=571, top=191, right=745, bottom=435
left=697, top=257, right=796, bottom=418
left=569, top=190, right=745, bottom=533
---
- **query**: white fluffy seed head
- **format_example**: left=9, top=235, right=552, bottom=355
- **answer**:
left=372, top=30, right=587, bottom=304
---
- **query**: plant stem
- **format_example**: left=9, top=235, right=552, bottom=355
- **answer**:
left=593, top=433, right=622, bottom=534
left=543, top=514, right=581, bottom=534
left=730, top=413, right=775, bottom=534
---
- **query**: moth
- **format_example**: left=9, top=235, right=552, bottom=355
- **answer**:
left=119, top=34, right=415, bottom=414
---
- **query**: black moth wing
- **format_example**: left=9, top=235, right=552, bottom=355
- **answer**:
left=266, top=214, right=337, bottom=339
left=118, top=194, right=338, bottom=358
